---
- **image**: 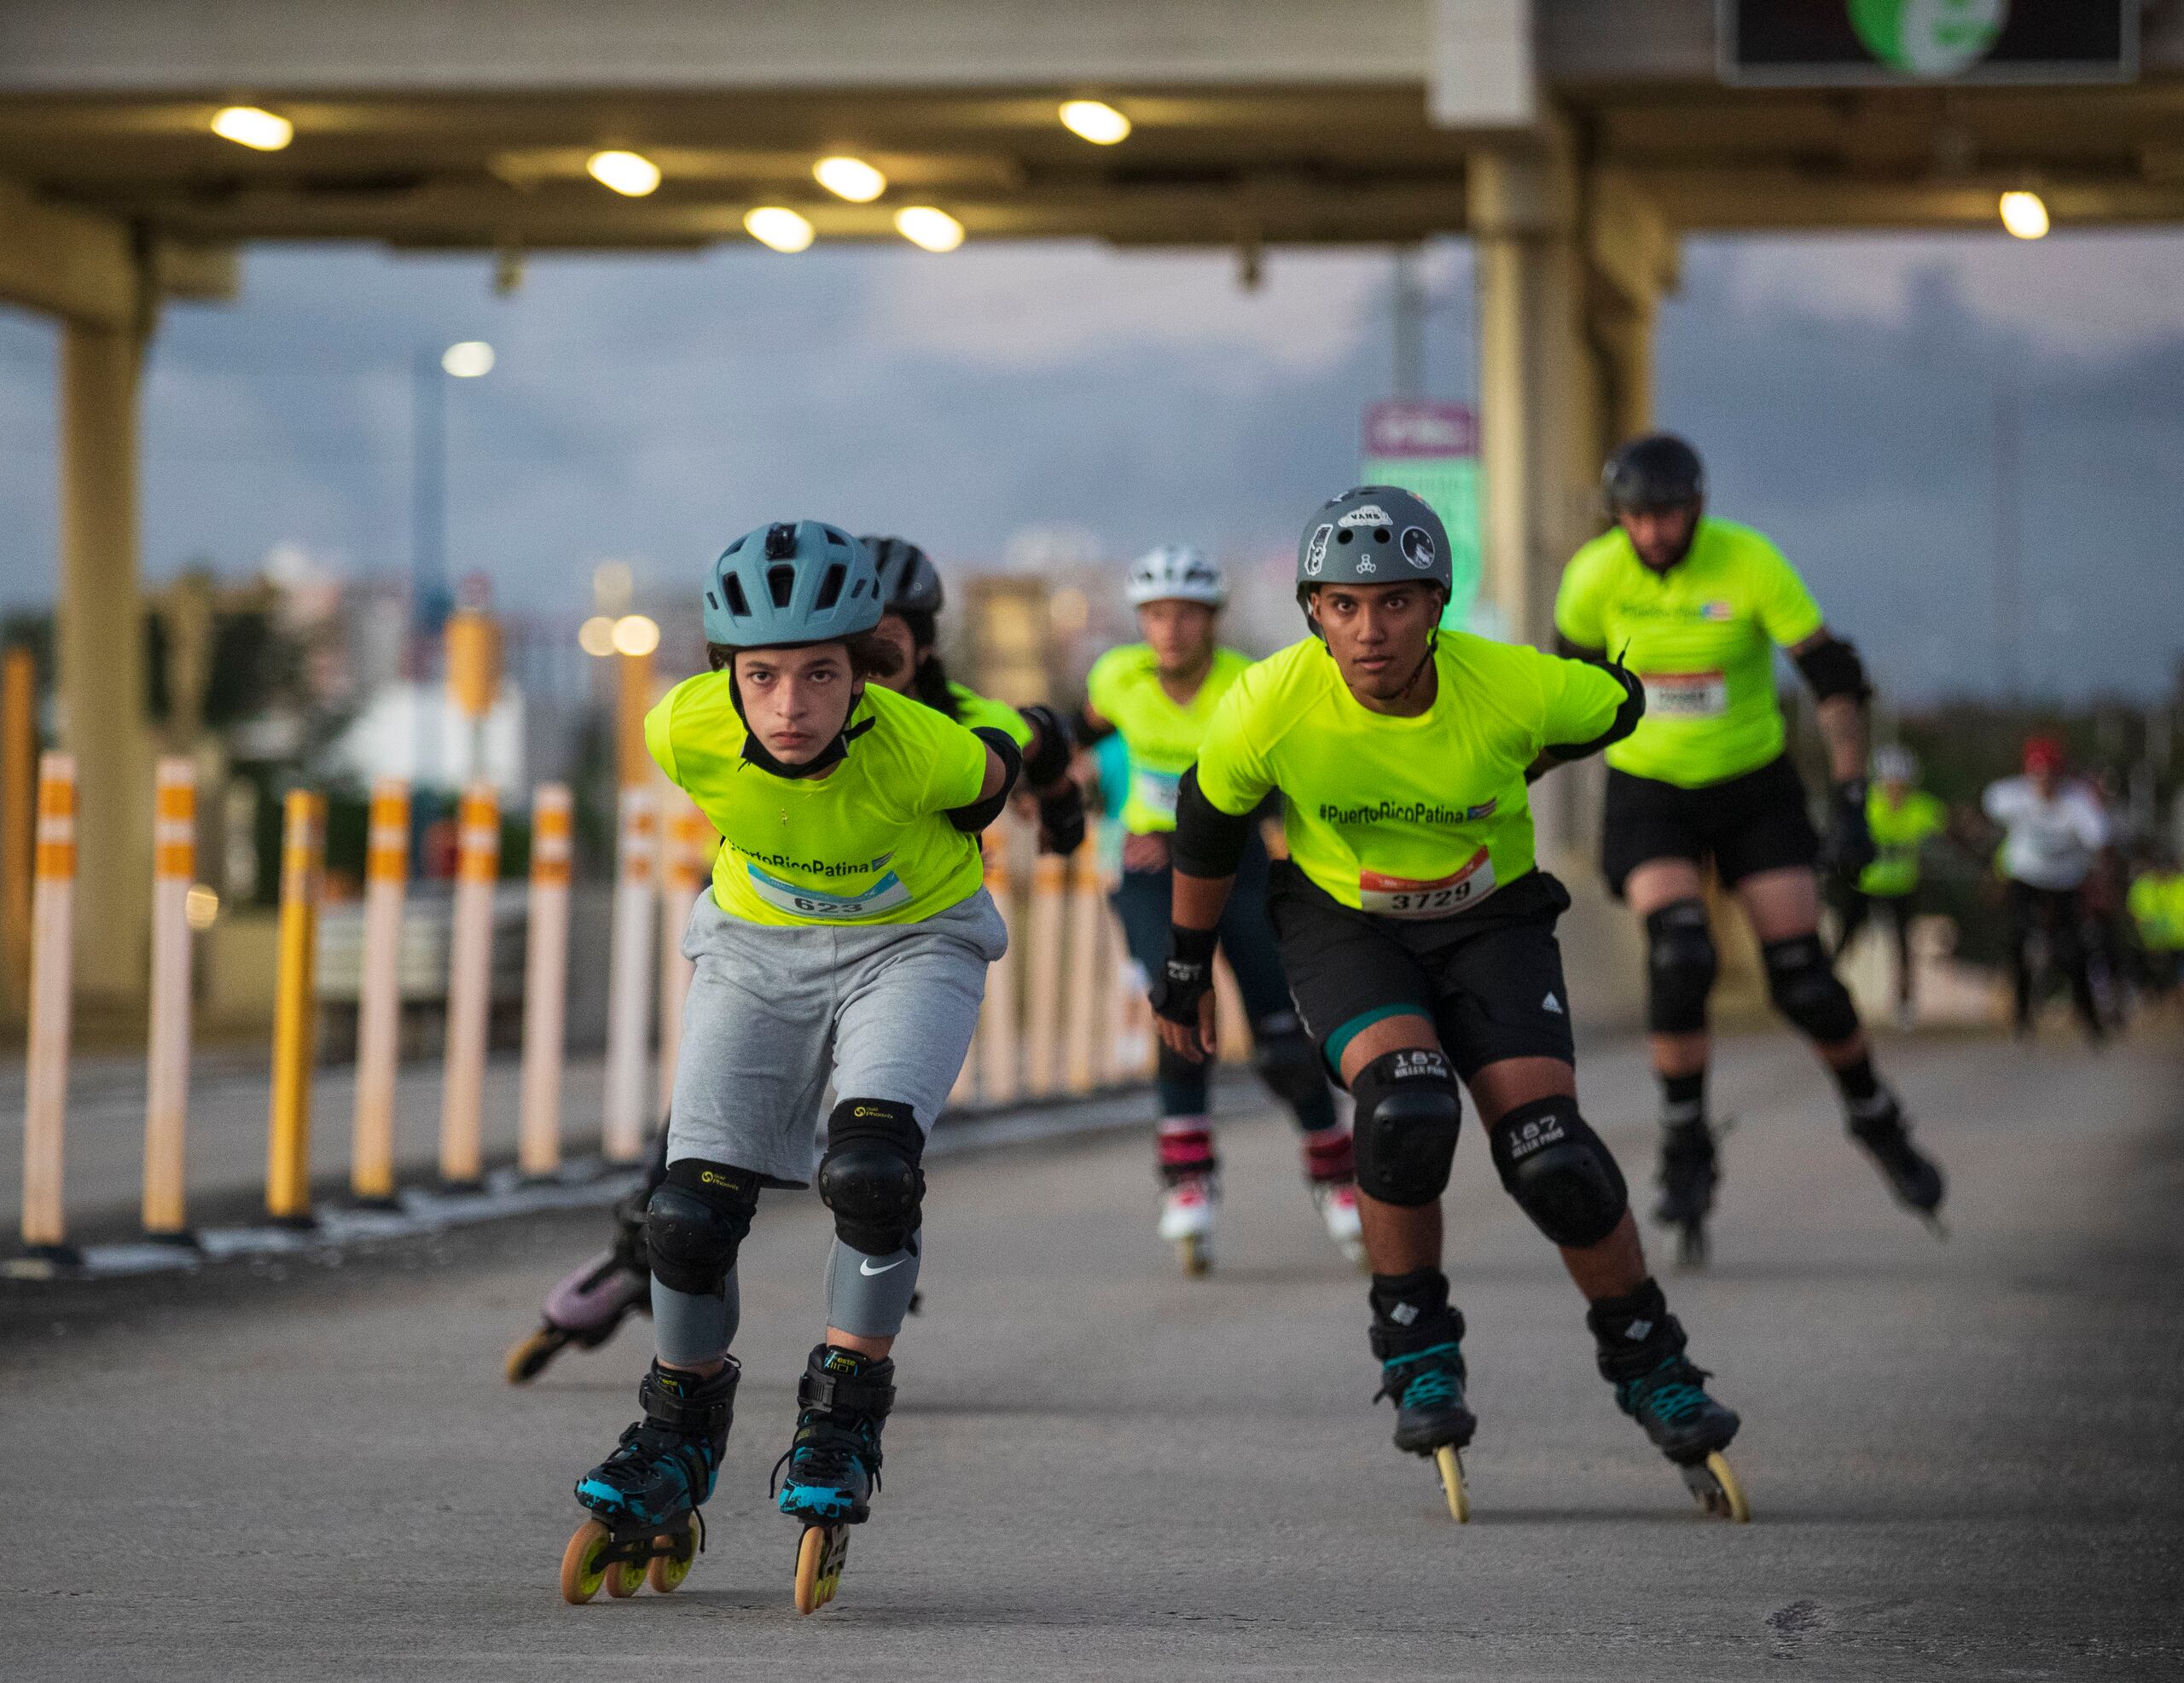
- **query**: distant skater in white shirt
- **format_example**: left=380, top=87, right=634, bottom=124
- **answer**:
left=1983, top=736, right=2111, bottom=1042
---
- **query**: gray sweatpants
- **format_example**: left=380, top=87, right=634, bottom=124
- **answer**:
left=653, top=888, right=1006, bottom=1364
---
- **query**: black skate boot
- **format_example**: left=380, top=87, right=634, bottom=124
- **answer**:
left=1847, top=1095, right=1946, bottom=1232
left=1369, top=1270, right=1475, bottom=1519
left=1653, top=1117, right=1718, bottom=1268
left=1588, top=1279, right=1748, bottom=1520
left=774, top=1345, right=895, bottom=1527
left=562, top=1358, right=737, bottom=1601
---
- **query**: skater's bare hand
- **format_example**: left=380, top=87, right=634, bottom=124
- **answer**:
left=1155, top=994, right=1218, bottom=1064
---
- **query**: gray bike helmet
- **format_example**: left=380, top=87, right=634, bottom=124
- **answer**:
left=703, top=520, right=881, bottom=647
left=863, top=535, right=945, bottom=618
left=1295, top=485, right=1450, bottom=631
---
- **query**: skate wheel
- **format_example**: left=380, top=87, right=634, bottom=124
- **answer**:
left=647, top=1529, right=695, bottom=1594
left=1681, top=1451, right=1751, bottom=1523
left=1177, top=1234, right=1211, bottom=1277
left=507, top=1326, right=567, bottom=1385
left=560, top=1520, right=610, bottom=1604
left=793, top=1524, right=850, bottom=1615
left=602, top=1549, right=646, bottom=1598
left=1433, top=1444, right=1470, bottom=1523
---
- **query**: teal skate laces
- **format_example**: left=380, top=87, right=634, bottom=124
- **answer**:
left=1622, top=1355, right=1714, bottom=1424
left=1375, top=1341, right=1467, bottom=1411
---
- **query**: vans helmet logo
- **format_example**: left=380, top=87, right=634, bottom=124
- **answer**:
left=1338, top=505, right=1391, bottom=527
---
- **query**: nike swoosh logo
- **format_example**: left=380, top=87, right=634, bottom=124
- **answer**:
left=859, top=1257, right=909, bottom=1276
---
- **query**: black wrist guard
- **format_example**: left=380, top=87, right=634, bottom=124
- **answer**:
left=1015, top=703, right=1074, bottom=786
left=1147, top=926, right=1217, bottom=1025
left=1035, top=782, right=1087, bottom=856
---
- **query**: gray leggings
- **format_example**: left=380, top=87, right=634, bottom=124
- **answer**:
left=652, top=889, right=1005, bottom=1365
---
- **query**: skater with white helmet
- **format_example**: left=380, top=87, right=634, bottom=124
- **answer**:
left=1154, top=486, right=1746, bottom=1523
left=562, top=520, right=1018, bottom=1614
left=1080, top=544, right=1362, bottom=1274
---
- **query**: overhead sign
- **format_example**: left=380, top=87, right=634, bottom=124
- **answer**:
left=1722, top=2, right=2136, bottom=86
left=1358, top=401, right=1483, bottom=634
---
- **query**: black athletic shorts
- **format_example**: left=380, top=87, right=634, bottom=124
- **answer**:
left=1265, top=861, right=1577, bottom=1082
left=1600, top=753, right=1821, bottom=900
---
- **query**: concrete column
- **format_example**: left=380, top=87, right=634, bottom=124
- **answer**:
left=57, top=316, right=154, bottom=1005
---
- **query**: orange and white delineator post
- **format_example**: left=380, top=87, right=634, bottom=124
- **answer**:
left=438, top=782, right=500, bottom=1189
left=19, top=754, right=77, bottom=1258
left=141, top=758, right=196, bottom=1240
left=655, top=803, right=712, bottom=1120
left=517, top=784, right=573, bottom=1179
left=977, top=823, right=1020, bottom=1107
left=1022, top=850, right=1067, bottom=1097
left=349, top=779, right=410, bottom=1204
left=265, top=790, right=325, bottom=1226
left=1060, top=831, right=1106, bottom=1095
left=601, top=786, right=659, bottom=1164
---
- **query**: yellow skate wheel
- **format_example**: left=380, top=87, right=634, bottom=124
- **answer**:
left=560, top=1520, right=610, bottom=1605
left=602, top=1549, right=646, bottom=1598
left=1703, top=1451, right=1751, bottom=1523
left=507, top=1326, right=563, bottom=1385
left=793, top=1524, right=848, bottom=1615
left=1178, top=1235, right=1211, bottom=1277
left=647, top=1529, right=695, bottom=1594
left=1433, top=1444, right=1470, bottom=1523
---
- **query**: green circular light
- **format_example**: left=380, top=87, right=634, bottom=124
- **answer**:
left=1848, top=0, right=2007, bottom=78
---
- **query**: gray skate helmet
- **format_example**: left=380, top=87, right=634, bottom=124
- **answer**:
left=703, top=520, right=881, bottom=647
left=863, top=535, right=945, bottom=618
left=1295, top=485, right=1450, bottom=633
left=1603, top=434, right=1705, bottom=514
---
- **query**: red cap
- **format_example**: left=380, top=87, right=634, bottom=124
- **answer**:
left=2023, top=735, right=2066, bottom=774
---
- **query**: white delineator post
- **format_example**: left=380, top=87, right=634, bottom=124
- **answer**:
left=350, top=778, right=409, bottom=1204
left=1023, top=850, right=1066, bottom=1096
left=977, top=822, right=1020, bottom=1106
left=517, top=783, right=573, bottom=1180
left=656, top=804, right=710, bottom=1121
left=141, top=757, right=196, bottom=1241
left=601, top=786, right=658, bottom=1164
left=437, top=782, right=499, bottom=1190
left=1061, top=829, right=1105, bottom=1095
left=20, top=753, right=77, bottom=1261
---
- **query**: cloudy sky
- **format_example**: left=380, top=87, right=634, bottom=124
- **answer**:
left=0, top=224, right=2176, bottom=701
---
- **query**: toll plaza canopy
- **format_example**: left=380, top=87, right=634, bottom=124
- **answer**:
left=2, top=0, right=2181, bottom=1008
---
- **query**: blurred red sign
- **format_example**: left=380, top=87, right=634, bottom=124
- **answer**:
left=1362, top=401, right=1478, bottom=460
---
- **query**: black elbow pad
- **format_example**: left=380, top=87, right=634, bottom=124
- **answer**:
left=1015, top=703, right=1074, bottom=786
left=1796, top=636, right=1871, bottom=704
left=947, top=727, right=1022, bottom=833
left=1548, top=661, right=1647, bottom=763
left=1170, top=765, right=1255, bottom=879
left=1555, top=633, right=1606, bottom=664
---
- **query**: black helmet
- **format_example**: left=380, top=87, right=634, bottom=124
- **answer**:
left=1602, top=434, right=1705, bottom=514
left=862, top=536, right=944, bottom=618
left=1295, top=485, right=1449, bottom=632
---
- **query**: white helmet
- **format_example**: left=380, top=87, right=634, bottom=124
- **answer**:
left=1872, top=744, right=1920, bottom=784
left=1125, top=545, right=1226, bottom=608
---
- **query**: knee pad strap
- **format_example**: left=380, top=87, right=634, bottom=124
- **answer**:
left=1350, top=1048, right=1462, bottom=1208
left=1488, top=1096, right=1629, bottom=1249
left=646, top=1159, right=762, bottom=1297
left=1762, top=933, right=1861, bottom=1044
left=1644, top=899, right=1716, bottom=1035
left=819, top=1098, right=926, bottom=1256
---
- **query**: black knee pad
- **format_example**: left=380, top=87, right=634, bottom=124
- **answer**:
left=1252, top=1011, right=1327, bottom=1115
left=1645, top=899, right=1717, bottom=1035
left=645, top=1158, right=762, bottom=1297
left=819, top=1098, right=926, bottom=1256
left=1350, top=1048, right=1463, bottom=1208
left=1762, top=933, right=1860, bottom=1044
left=1488, top=1096, right=1629, bottom=1249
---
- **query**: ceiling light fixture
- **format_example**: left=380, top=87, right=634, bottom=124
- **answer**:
left=587, top=149, right=662, bottom=197
left=1059, top=100, right=1131, bottom=145
left=813, top=155, right=887, bottom=202
left=744, top=206, right=816, bottom=252
left=894, top=206, right=965, bottom=252
left=1998, top=189, right=2049, bottom=240
left=211, top=106, right=293, bottom=151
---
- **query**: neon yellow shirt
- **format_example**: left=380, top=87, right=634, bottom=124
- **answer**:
left=1860, top=787, right=1945, bottom=897
left=1554, top=517, right=1825, bottom=788
left=646, top=676, right=987, bottom=926
left=945, top=681, right=1031, bottom=748
left=2129, top=870, right=2184, bottom=951
left=1194, top=634, right=1624, bottom=916
left=1085, top=643, right=1253, bottom=835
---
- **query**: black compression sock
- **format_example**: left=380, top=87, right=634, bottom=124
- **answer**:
left=1831, top=1054, right=1881, bottom=1107
left=1658, top=1070, right=1706, bottom=1126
